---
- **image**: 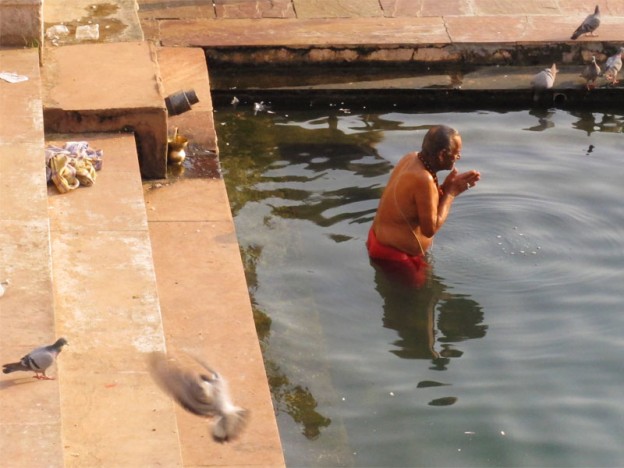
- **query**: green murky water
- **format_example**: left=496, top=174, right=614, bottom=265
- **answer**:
left=216, top=105, right=624, bottom=467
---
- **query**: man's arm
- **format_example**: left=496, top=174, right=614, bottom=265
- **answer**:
left=415, top=172, right=443, bottom=239
left=417, top=168, right=481, bottom=239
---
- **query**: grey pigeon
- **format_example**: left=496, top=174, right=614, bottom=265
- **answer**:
left=148, top=352, right=249, bottom=443
left=581, top=56, right=601, bottom=89
left=531, top=63, right=559, bottom=90
left=604, top=47, right=624, bottom=85
left=571, top=5, right=600, bottom=40
left=2, top=338, right=68, bottom=380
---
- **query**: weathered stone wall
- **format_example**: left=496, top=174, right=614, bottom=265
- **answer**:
left=0, top=0, right=43, bottom=47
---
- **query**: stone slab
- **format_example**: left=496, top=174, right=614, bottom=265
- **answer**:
left=215, top=0, right=295, bottom=19
left=0, top=221, right=62, bottom=468
left=0, top=48, right=47, bottom=223
left=42, top=41, right=168, bottom=179
left=145, top=178, right=286, bottom=466
left=42, top=0, right=143, bottom=45
left=156, top=6, right=624, bottom=65
left=46, top=133, right=148, bottom=231
left=472, top=0, right=559, bottom=15
left=159, top=17, right=450, bottom=47
left=48, top=133, right=183, bottom=466
left=138, top=0, right=216, bottom=20
left=445, top=15, right=624, bottom=44
left=378, top=0, right=419, bottom=17
left=293, top=0, right=383, bottom=18
left=0, top=48, right=62, bottom=467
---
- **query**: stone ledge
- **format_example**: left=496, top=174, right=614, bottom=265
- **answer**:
left=41, top=41, right=168, bottom=179
left=48, top=133, right=182, bottom=466
left=0, top=47, right=62, bottom=467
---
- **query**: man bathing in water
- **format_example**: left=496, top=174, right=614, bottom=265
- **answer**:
left=367, top=125, right=481, bottom=284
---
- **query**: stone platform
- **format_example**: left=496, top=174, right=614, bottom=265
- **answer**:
left=42, top=41, right=168, bottom=179
left=48, top=133, right=182, bottom=466
left=0, top=46, right=61, bottom=468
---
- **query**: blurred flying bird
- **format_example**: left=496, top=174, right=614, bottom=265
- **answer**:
left=571, top=5, right=600, bottom=40
left=148, top=352, right=249, bottom=443
left=2, top=338, right=68, bottom=380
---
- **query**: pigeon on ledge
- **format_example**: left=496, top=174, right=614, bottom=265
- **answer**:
left=571, top=5, right=600, bottom=40
left=581, top=56, right=601, bottom=89
left=2, top=338, right=68, bottom=380
left=531, top=63, right=559, bottom=90
left=148, top=352, right=250, bottom=443
left=604, top=47, right=624, bottom=85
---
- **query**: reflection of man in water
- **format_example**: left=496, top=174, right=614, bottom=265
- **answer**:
left=372, top=265, right=487, bottom=366
left=367, top=125, right=480, bottom=286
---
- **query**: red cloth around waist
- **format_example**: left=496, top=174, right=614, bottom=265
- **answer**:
left=367, top=228, right=428, bottom=287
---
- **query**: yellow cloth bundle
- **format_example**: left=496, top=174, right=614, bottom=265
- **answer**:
left=45, top=142, right=103, bottom=194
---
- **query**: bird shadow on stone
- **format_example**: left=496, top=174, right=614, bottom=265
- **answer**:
left=0, top=377, right=41, bottom=390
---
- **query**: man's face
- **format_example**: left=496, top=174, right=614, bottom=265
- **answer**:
left=439, top=135, right=462, bottom=171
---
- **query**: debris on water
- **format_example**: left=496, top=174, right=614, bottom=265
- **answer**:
left=231, top=96, right=239, bottom=106
left=253, top=101, right=274, bottom=114
left=254, top=101, right=266, bottom=114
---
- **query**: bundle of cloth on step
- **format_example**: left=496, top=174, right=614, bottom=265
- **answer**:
left=46, top=142, right=103, bottom=194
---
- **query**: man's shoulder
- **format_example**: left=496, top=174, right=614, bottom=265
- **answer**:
left=395, top=160, right=428, bottom=183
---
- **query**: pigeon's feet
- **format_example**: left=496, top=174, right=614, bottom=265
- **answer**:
left=33, top=374, right=55, bottom=380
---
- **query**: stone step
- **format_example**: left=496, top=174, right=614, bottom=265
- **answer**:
left=157, top=16, right=624, bottom=65
left=0, top=47, right=63, bottom=467
left=147, top=46, right=285, bottom=466
left=47, top=132, right=183, bottom=465
left=41, top=41, right=169, bottom=179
